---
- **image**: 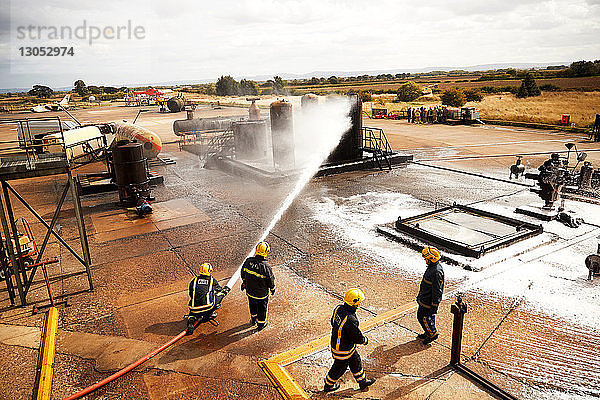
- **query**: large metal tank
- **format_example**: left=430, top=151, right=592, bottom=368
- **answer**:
left=270, top=100, right=295, bottom=170
left=232, top=120, right=268, bottom=160
left=167, top=97, right=185, bottom=113
left=112, top=142, right=150, bottom=204
left=173, top=116, right=246, bottom=136
left=326, top=93, right=363, bottom=164
left=301, top=93, right=318, bottom=111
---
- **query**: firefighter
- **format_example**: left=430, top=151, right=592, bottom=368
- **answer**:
left=241, top=241, right=275, bottom=331
left=416, top=247, right=444, bottom=345
left=186, top=263, right=229, bottom=335
left=323, top=288, right=376, bottom=393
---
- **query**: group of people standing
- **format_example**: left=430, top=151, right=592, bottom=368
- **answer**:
left=185, top=242, right=446, bottom=394
left=407, top=106, right=449, bottom=124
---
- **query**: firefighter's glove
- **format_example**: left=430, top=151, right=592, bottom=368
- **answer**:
left=222, top=287, right=231, bottom=296
left=241, top=282, right=245, bottom=291
left=270, top=288, right=276, bottom=296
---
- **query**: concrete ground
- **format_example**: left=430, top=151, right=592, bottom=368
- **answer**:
left=0, top=104, right=599, bottom=399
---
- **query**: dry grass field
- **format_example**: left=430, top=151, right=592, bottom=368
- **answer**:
left=470, top=92, right=600, bottom=127
left=363, top=91, right=599, bottom=128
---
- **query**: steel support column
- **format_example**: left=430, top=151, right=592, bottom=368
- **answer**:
left=0, top=182, right=25, bottom=305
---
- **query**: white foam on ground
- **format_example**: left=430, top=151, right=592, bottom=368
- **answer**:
left=308, top=191, right=600, bottom=330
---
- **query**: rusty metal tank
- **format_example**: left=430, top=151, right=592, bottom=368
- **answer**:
left=112, top=142, right=150, bottom=203
left=232, top=120, right=268, bottom=160
left=167, top=97, right=185, bottom=113
left=326, top=93, right=363, bottom=164
left=173, top=116, right=246, bottom=136
left=269, top=100, right=295, bottom=170
left=301, top=93, right=318, bottom=111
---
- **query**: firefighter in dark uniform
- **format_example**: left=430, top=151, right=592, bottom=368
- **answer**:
left=241, top=241, right=275, bottom=331
left=186, top=263, right=229, bottom=335
left=416, top=247, right=444, bottom=345
left=323, top=288, right=376, bottom=393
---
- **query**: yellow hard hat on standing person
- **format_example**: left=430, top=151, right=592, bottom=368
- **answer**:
left=422, top=247, right=441, bottom=263
left=198, top=263, right=213, bottom=276
left=344, top=288, right=365, bottom=307
left=255, top=241, right=270, bottom=257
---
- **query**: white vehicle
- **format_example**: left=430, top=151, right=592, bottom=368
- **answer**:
left=30, top=94, right=71, bottom=113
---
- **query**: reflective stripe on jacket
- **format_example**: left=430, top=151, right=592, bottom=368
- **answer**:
left=240, top=255, right=275, bottom=300
left=188, top=275, right=222, bottom=313
left=329, top=303, right=366, bottom=360
left=416, top=261, right=444, bottom=309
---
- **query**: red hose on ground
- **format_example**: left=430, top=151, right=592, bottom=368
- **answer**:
left=62, top=321, right=198, bottom=400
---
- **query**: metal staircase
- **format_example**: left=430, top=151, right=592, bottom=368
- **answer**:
left=361, top=127, right=392, bottom=170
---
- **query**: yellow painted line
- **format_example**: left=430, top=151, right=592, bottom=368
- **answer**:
left=34, top=307, right=59, bottom=400
left=259, top=302, right=417, bottom=399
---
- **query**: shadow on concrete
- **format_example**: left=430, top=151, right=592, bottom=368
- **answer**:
left=383, top=365, right=452, bottom=400
left=155, top=322, right=256, bottom=363
left=145, top=319, right=185, bottom=336
left=368, top=339, right=427, bottom=369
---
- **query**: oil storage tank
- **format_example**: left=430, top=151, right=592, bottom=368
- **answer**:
left=232, top=120, right=268, bottom=160
left=270, top=100, right=295, bottom=170
left=167, top=96, right=185, bottom=113
left=326, top=94, right=362, bottom=164
left=112, top=142, right=151, bottom=204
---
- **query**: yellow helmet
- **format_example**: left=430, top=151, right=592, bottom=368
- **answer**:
left=255, top=241, right=270, bottom=257
left=198, top=262, right=213, bottom=276
left=344, top=288, right=365, bottom=307
left=422, top=247, right=441, bottom=263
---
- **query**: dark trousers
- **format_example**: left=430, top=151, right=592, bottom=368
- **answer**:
left=248, top=296, right=269, bottom=327
left=417, top=305, right=437, bottom=338
left=325, top=351, right=366, bottom=386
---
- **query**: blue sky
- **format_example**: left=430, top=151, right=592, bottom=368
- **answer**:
left=0, top=0, right=599, bottom=89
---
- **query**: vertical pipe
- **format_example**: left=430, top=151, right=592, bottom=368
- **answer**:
left=450, top=297, right=467, bottom=366
left=0, top=183, right=26, bottom=305
left=68, top=172, right=93, bottom=291
left=3, top=181, right=28, bottom=285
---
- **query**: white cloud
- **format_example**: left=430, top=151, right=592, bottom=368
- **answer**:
left=1, top=0, right=599, bottom=88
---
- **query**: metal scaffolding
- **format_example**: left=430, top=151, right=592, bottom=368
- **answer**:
left=0, top=116, right=97, bottom=306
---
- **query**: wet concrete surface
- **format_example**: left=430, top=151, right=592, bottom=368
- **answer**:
left=1, top=107, right=599, bottom=399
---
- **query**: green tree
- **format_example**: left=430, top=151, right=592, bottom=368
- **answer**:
left=441, top=88, right=467, bottom=107
left=327, top=76, right=339, bottom=84
left=86, top=85, right=102, bottom=95
left=28, top=85, right=54, bottom=98
left=239, top=79, right=259, bottom=96
left=463, top=88, right=483, bottom=102
left=216, top=75, right=239, bottom=96
left=73, top=80, right=87, bottom=96
left=516, top=73, right=541, bottom=98
left=396, top=82, right=422, bottom=102
left=273, top=76, right=285, bottom=94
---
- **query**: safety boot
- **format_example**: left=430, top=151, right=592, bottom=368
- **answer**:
left=323, top=382, right=340, bottom=392
left=359, top=378, right=376, bottom=390
left=250, top=317, right=257, bottom=326
left=422, top=333, right=439, bottom=345
left=257, top=322, right=267, bottom=331
left=416, top=333, right=427, bottom=340
left=186, top=317, right=195, bottom=335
